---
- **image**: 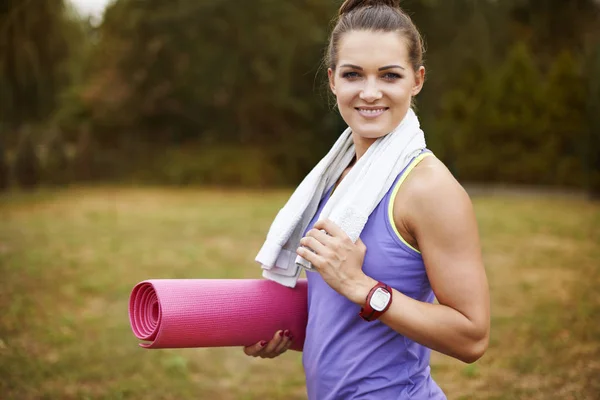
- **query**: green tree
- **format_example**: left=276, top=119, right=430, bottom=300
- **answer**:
left=51, top=8, right=96, bottom=143
left=0, top=0, right=75, bottom=139
left=454, top=42, right=548, bottom=183
left=544, top=50, right=586, bottom=186
left=84, top=0, right=335, bottom=143
left=433, top=1, right=500, bottom=176
left=72, top=125, right=96, bottom=182
left=77, top=0, right=341, bottom=183
left=509, top=0, right=599, bottom=58
left=585, top=43, right=600, bottom=198
left=5, top=0, right=592, bottom=187
left=0, top=136, right=9, bottom=190
left=44, top=128, right=70, bottom=185
left=13, top=126, right=41, bottom=189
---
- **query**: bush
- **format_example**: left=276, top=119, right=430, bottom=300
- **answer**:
left=73, top=126, right=95, bottom=182
left=13, top=127, right=41, bottom=189
left=0, top=138, right=9, bottom=191
left=44, top=129, right=70, bottom=185
left=158, top=145, right=281, bottom=187
left=585, top=45, right=600, bottom=199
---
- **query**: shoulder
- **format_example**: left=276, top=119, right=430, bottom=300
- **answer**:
left=394, top=155, right=474, bottom=233
left=404, top=155, right=469, bottom=204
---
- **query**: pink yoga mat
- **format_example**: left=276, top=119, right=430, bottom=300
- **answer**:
left=128, top=279, right=308, bottom=351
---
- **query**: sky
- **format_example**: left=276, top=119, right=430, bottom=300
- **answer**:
left=68, top=0, right=112, bottom=24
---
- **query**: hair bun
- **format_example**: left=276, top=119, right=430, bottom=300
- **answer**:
left=339, top=0, right=401, bottom=16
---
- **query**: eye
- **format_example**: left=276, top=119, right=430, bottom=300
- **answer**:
left=382, top=72, right=402, bottom=81
left=342, top=71, right=360, bottom=79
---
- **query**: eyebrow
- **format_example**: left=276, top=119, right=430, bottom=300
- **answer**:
left=339, top=64, right=406, bottom=71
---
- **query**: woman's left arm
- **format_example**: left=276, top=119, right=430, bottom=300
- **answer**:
left=298, top=161, right=490, bottom=364
left=375, top=162, right=490, bottom=363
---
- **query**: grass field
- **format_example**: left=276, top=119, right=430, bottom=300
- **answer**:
left=1, top=186, right=599, bottom=399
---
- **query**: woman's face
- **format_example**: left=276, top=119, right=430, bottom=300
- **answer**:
left=328, top=30, right=425, bottom=140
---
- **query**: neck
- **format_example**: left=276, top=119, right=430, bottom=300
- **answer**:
left=352, top=134, right=377, bottom=161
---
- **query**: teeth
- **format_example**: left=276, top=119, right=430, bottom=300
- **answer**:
left=359, top=108, right=385, bottom=114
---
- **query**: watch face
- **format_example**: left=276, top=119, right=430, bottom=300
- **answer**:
left=370, top=288, right=391, bottom=311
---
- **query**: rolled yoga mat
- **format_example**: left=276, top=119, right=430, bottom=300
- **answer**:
left=129, top=279, right=308, bottom=351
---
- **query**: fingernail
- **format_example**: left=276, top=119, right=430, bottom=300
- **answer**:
left=284, top=330, right=290, bottom=337
left=279, top=331, right=284, bottom=337
left=260, top=341, right=267, bottom=347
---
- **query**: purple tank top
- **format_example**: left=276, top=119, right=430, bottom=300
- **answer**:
left=302, top=152, right=446, bottom=399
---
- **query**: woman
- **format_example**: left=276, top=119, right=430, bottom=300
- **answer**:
left=244, top=0, right=490, bottom=398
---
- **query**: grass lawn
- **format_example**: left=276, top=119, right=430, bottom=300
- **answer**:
left=1, top=186, right=598, bottom=399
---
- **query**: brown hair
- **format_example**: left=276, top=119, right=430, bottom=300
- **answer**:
left=326, top=0, right=425, bottom=72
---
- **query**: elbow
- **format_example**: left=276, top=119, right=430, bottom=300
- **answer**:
left=459, top=341, right=487, bottom=364
left=458, top=333, right=489, bottom=364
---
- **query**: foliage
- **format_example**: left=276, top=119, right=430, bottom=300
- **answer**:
left=13, top=126, right=40, bottom=189
left=160, top=145, right=281, bottom=187
left=439, top=41, right=590, bottom=187
left=72, top=126, right=97, bottom=182
left=0, top=0, right=76, bottom=136
left=0, top=136, right=8, bottom=190
left=544, top=50, right=586, bottom=186
left=43, top=128, right=70, bottom=185
left=0, top=0, right=599, bottom=188
left=82, top=0, right=338, bottom=146
left=585, top=43, right=600, bottom=198
left=466, top=42, right=550, bottom=183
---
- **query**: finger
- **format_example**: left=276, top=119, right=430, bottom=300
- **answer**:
left=261, top=330, right=284, bottom=357
left=299, top=236, right=328, bottom=256
left=306, top=228, right=333, bottom=245
left=296, top=246, right=325, bottom=269
left=282, top=334, right=294, bottom=352
left=273, top=330, right=292, bottom=354
left=243, top=340, right=267, bottom=357
left=314, top=219, right=347, bottom=239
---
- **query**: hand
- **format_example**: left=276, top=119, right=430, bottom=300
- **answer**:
left=243, top=330, right=293, bottom=359
left=296, top=219, right=376, bottom=304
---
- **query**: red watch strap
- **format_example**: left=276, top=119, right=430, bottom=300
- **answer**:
left=359, top=282, right=392, bottom=321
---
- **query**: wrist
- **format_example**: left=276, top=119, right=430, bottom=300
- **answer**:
left=359, top=281, right=393, bottom=322
left=345, top=275, right=378, bottom=305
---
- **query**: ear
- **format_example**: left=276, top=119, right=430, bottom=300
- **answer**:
left=412, top=66, right=425, bottom=96
left=328, top=68, right=337, bottom=95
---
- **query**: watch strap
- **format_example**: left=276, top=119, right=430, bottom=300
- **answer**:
left=359, top=282, right=392, bottom=322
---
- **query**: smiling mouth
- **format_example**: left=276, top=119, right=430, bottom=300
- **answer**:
left=355, top=107, right=389, bottom=118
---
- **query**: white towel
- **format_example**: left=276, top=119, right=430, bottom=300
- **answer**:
left=255, top=108, right=426, bottom=287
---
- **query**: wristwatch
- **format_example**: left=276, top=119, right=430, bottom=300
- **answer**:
left=359, top=282, right=393, bottom=321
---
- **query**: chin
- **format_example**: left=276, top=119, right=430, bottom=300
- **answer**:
left=351, top=124, right=395, bottom=140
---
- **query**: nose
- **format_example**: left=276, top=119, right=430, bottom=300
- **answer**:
left=359, top=78, right=382, bottom=102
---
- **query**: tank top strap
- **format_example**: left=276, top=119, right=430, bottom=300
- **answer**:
left=385, top=149, right=434, bottom=254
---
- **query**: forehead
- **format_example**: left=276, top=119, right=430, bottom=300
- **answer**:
left=337, top=30, right=409, bottom=67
